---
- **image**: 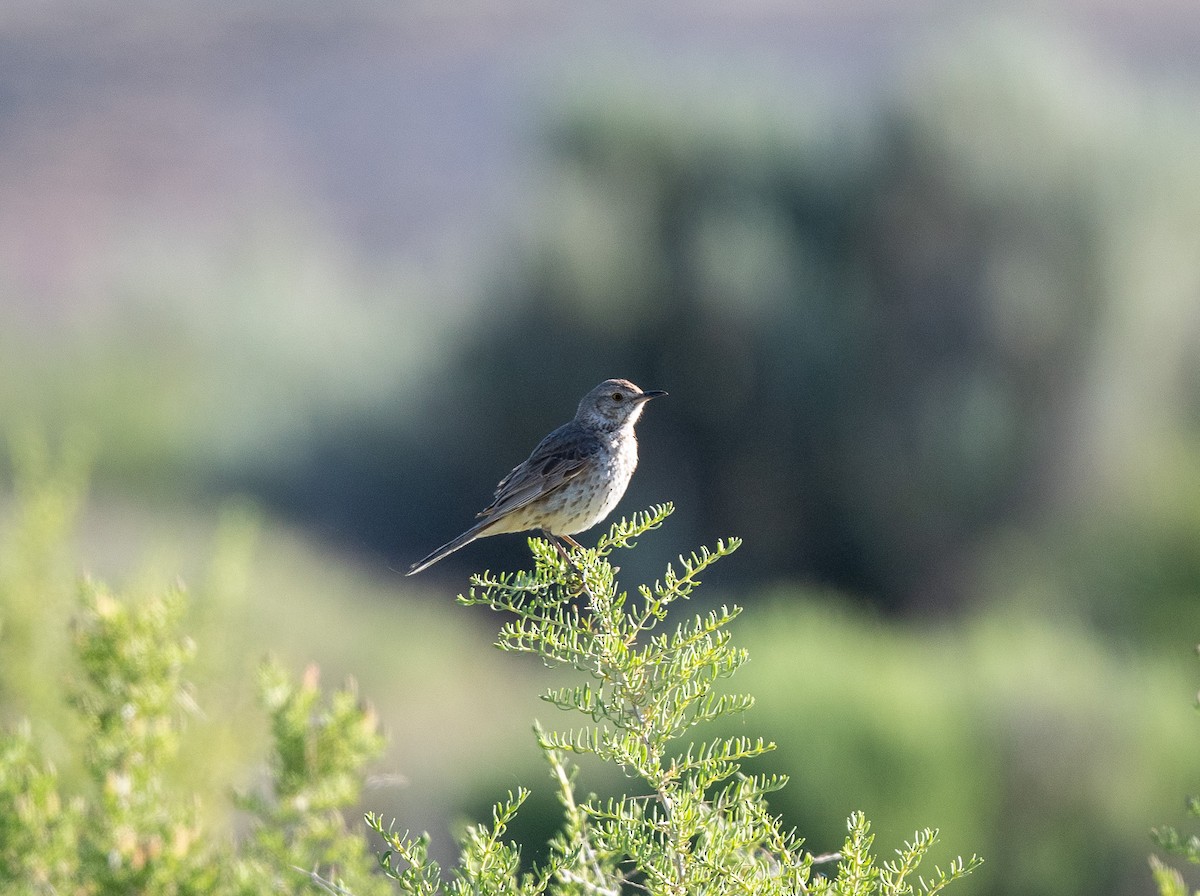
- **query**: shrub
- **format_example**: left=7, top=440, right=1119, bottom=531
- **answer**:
left=366, top=505, right=981, bottom=895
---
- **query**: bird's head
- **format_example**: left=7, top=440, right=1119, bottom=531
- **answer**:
left=577, top=378, right=667, bottom=430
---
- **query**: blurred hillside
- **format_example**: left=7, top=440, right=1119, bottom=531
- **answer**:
left=3, top=7, right=1200, bottom=896
left=2, top=4, right=1199, bottom=619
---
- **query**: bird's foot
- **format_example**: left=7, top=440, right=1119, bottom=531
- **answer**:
left=544, top=531, right=587, bottom=586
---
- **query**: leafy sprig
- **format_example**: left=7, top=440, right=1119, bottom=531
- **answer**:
left=373, top=506, right=981, bottom=895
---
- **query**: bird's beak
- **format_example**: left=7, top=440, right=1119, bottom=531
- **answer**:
left=638, top=389, right=668, bottom=402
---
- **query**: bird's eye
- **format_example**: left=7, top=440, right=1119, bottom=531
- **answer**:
left=611, top=391, right=625, bottom=402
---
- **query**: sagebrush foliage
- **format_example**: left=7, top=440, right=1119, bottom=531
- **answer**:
left=0, top=446, right=981, bottom=894
left=0, top=581, right=387, bottom=895
left=0, top=440, right=387, bottom=894
left=369, top=505, right=981, bottom=895
left=1150, top=656, right=1200, bottom=896
left=0, top=579, right=388, bottom=895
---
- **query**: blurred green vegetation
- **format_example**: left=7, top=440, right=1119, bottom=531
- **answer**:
left=2, top=28, right=1199, bottom=633
left=0, top=436, right=546, bottom=857
left=735, top=598, right=1197, bottom=896
left=0, top=553, right=389, bottom=894
left=1, top=22, right=1199, bottom=896
left=419, top=26, right=1200, bottom=618
left=3, top=443, right=1194, bottom=896
left=463, top=588, right=1197, bottom=896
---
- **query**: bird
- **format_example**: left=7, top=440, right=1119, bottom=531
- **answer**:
left=406, top=378, right=666, bottom=575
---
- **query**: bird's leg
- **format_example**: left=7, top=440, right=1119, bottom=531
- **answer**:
left=543, top=531, right=600, bottom=612
left=559, top=532, right=618, bottom=577
left=543, top=530, right=585, bottom=578
left=543, top=530, right=576, bottom=564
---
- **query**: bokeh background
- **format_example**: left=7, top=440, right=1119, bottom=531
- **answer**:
left=2, top=3, right=1200, bottom=895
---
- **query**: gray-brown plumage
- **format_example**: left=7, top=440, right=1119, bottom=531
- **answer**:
left=406, top=378, right=666, bottom=575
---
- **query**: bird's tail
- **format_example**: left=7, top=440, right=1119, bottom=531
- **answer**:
left=405, top=523, right=487, bottom=576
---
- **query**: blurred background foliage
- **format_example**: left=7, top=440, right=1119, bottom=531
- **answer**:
left=2, top=5, right=1200, bottom=896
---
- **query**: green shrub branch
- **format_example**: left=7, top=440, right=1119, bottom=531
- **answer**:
left=368, top=504, right=982, bottom=895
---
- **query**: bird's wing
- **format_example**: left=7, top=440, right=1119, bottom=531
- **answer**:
left=477, top=425, right=600, bottom=520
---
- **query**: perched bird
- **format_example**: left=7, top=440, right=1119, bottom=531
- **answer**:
left=406, top=378, right=666, bottom=575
